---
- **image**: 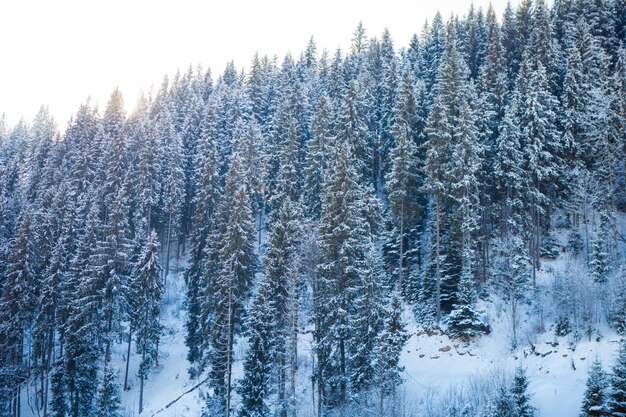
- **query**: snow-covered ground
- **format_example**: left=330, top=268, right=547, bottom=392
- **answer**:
left=106, top=256, right=621, bottom=417
left=19, top=249, right=623, bottom=417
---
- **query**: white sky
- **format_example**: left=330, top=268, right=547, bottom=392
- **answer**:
left=0, top=0, right=511, bottom=128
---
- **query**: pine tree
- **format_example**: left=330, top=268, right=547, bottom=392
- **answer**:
left=487, top=385, right=515, bottom=417
left=512, top=366, right=535, bottom=417
left=590, top=236, right=610, bottom=285
left=49, top=361, right=67, bottom=417
left=492, top=236, right=531, bottom=349
left=314, top=141, right=375, bottom=410
left=94, top=366, right=122, bottom=417
left=518, top=59, right=561, bottom=285
left=303, top=93, right=334, bottom=219
left=612, top=265, right=626, bottom=335
left=92, top=186, right=133, bottom=363
left=63, top=202, right=101, bottom=417
left=581, top=358, right=608, bottom=417
left=261, top=198, right=299, bottom=416
left=335, top=77, right=374, bottom=186
left=424, top=19, right=479, bottom=318
left=387, top=66, right=423, bottom=294
left=157, top=103, right=185, bottom=283
left=447, top=250, right=485, bottom=340
left=372, top=293, right=409, bottom=417
left=0, top=212, right=36, bottom=417
left=185, top=101, right=221, bottom=376
left=237, top=275, right=275, bottom=417
left=608, top=341, right=626, bottom=416
left=349, top=243, right=386, bottom=402
left=204, top=152, right=256, bottom=417
left=128, top=231, right=163, bottom=414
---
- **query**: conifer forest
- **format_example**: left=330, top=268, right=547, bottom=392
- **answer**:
left=1, top=0, right=626, bottom=416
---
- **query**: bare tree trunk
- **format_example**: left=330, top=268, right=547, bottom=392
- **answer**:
left=511, top=279, right=517, bottom=349
left=290, top=271, right=298, bottom=417
left=225, top=288, right=233, bottom=417
left=258, top=207, right=263, bottom=253
left=124, top=330, right=132, bottom=390
left=165, top=212, right=173, bottom=287
left=43, top=328, right=54, bottom=417
left=139, top=343, right=146, bottom=414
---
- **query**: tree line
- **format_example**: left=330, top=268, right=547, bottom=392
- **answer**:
left=0, top=0, right=625, bottom=416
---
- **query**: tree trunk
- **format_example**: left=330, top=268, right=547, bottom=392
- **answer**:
left=290, top=279, right=298, bottom=417
left=225, top=288, right=234, bottom=417
left=435, top=197, right=442, bottom=324
left=398, top=201, right=404, bottom=295
left=124, top=330, right=132, bottom=390
left=165, top=212, right=173, bottom=287
left=139, top=344, right=146, bottom=414
left=43, top=328, right=54, bottom=417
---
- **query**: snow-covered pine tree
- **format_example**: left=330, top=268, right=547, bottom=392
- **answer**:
left=512, top=366, right=535, bottom=417
left=487, top=385, right=515, bottom=417
left=262, top=198, right=299, bottom=416
left=590, top=237, right=610, bottom=285
left=447, top=249, right=485, bottom=340
left=94, top=366, right=122, bottom=417
left=612, top=265, right=626, bottom=335
left=387, top=65, right=423, bottom=295
left=581, top=358, right=608, bottom=417
left=314, top=140, right=375, bottom=410
left=303, top=93, right=334, bottom=219
left=203, top=151, right=256, bottom=417
left=491, top=235, right=531, bottom=349
left=424, top=18, right=478, bottom=318
left=128, top=230, right=163, bottom=413
left=156, top=103, right=185, bottom=283
left=237, top=276, right=275, bottom=417
left=494, top=100, right=528, bottom=238
left=518, top=59, right=561, bottom=285
left=335, top=77, right=374, bottom=186
left=185, top=100, right=221, bottom=377
left=372, top=292, right=409, bottom=417
left=349, top=243, right=386, bottom=403
left=62, top=201, right=101, bottom=417
left=0, top=212, right=36, bottom=417
left=92, top=185, right=133, bottom=364
left=608, top=341, right=626, bottom=416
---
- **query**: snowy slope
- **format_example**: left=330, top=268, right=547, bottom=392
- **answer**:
left=18, top=252, right=620, bottom=417
left=105, top=257, right=622, bottom=417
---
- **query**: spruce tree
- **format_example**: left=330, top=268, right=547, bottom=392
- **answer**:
left=512, top=366, right=535, bottom=417
left=237, top=275, right=275, bottom=417
left=372, top=293, right=409, bottom=417
left=608, top=341, right=626, bottom=416
left=204, top=152, right=256, bottom=417
left=94, top=366, right=122, bottom=417
left=315, top=141, right=375, bottom=410
left=581, top=358, right=608, bottom=417
left=129, top=231, right=163, bottom=414
left=303, top=93, right=334, bottom=219
left=447, top=251, right=485, bottom=340
left=387, top=66, right=423, bottom=294
left=185, top=102, right=221, bottom=376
